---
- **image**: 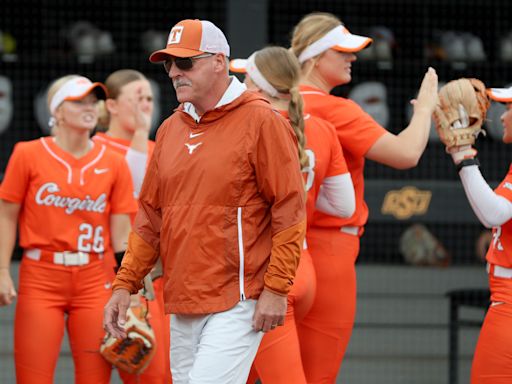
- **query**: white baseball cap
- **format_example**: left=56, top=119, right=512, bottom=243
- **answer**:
left=50, top=76, right=107, bottom=114
left=298, top=25, right=372, bottom=63
left=487, top=87, right=512, bottom=102
left=149, top=19, right=230, bottom=61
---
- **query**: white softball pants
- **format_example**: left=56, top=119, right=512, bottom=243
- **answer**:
left=170, top=300, right=263, bottom=384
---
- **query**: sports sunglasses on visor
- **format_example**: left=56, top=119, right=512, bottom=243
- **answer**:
left=164, top=53, right=214, bottom=72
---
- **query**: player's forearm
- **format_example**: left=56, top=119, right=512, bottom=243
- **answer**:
left=366, top=109, right=432, bottom=170
left=459, top=166, right=512, bottom=228
left=110, top=213, right=132, bottom=253
left=0, top=200, right=19, bottom=269
left=397, top=108, right=431, bottom=162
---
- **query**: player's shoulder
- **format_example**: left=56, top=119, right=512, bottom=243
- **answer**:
left=305, top=114, right=337, bottom=137
left=323, top=94, right=363, bottom=112
left=98, top=143, right=126, bottom=165
left=12, top=137, right=47, bottom=156
left=92, top=132, right=107, bottom=143
left=300, top=88, right=359, bottom=109
left=302, top=90, right=363, bottom=117
left=305, top=113, right=336, bottom=130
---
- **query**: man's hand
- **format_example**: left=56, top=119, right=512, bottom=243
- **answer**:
left=252, top=289, right=287, bottom=333
left=0, top=269, right=16, bottom=306
left=103, top=288, right=131, bottom=339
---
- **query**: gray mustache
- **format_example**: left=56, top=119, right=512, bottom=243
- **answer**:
left=173, top=80, right=192, bottom=89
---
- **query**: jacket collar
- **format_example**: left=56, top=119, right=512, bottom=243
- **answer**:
left=183, top=76, right=247, bottom=122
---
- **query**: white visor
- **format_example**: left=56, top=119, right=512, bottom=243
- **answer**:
left=229, top=53, right=281, bottom=98
left=229, top=58, right=248, bottom=73
left=487, top=87, right=512, bottom=103
left=50, top=76, right=107, bottom=114
left=298, top=25, right=372, bottom=64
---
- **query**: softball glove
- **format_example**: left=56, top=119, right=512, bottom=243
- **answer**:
left=100, top=306, right=156, bottom=374
left=433, top=78, right=489, bottom=148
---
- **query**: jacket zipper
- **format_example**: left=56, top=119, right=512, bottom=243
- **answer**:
left=237, top=207, right=246, bottom=300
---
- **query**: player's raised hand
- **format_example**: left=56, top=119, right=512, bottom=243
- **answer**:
left=411, top=67, right=439, bottom=114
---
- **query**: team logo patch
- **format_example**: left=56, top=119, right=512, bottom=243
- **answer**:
left=168, top=26, right=184, bottom=45
left=94, top=168, right=109, bottom=174
left=185, top=142, right=202, bottom=154
left=381, top=186, right=432, bottom=220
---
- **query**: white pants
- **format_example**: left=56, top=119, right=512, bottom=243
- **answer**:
left=170, top=300, right=263, bottom=384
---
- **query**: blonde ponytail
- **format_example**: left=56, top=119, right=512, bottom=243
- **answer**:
left=288, top=86, right=308, bottom=169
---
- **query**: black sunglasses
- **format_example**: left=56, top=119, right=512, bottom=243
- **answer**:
left=164, top=53, right=214, bottom=72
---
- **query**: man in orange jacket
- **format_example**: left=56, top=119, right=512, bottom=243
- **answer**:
left=103, top=19, right=306, bottom=384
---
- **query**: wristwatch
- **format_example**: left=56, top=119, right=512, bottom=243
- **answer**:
left=456, top=158, right=480, bottom=173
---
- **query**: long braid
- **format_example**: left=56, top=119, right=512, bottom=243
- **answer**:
left=288, top=86, right=309, bottom=169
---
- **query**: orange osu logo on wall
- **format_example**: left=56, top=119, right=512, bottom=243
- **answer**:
left=381, top=186, right=432, bottom=220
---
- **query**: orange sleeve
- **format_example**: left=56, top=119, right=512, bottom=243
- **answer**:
left=0, top=143, right=30, bottom=203
left=325, top=121, right=349, bottom=177
left=302, top=87, right=386, bottom=157
left=112, top=231, right=159, bottom=293
left=324, top=98, right=387, bottom=158
left=264, top=219, right=307, bottom=295
left=110, top=155, right=138, bottom=214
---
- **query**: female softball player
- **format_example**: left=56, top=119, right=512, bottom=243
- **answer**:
left=455, top=87, right=512, bottom=383
left=94, top=69, right=171, bottom=383
left=0, top=75, right=137, bottom=384
left=290, top=12, right=438, bottom=382
left=230, top=46, right=355, bottom=383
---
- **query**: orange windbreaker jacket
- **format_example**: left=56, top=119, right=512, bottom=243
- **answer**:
left=113, top=90, right=306, bottom=314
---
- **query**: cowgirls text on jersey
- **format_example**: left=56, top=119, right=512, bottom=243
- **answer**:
left=35, top=182, right=107, bottom=215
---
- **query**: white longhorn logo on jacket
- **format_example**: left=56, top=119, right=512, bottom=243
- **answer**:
left=35, top=182, right=107, bottom=215
left=185, top=142, right=203, bottom=154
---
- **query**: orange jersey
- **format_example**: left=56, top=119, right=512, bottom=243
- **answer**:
left=302, top=114, right=348, bottom=224
left=486, top=164, right=512, bottom=267
left=0, top=137, right=137, bottom=252
left=93, top=132, right=155, bottom=159
left=300, top=85, right=387, bottom=228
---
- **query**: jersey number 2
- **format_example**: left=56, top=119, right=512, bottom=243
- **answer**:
left=493, top=226, right=504, bottom=251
